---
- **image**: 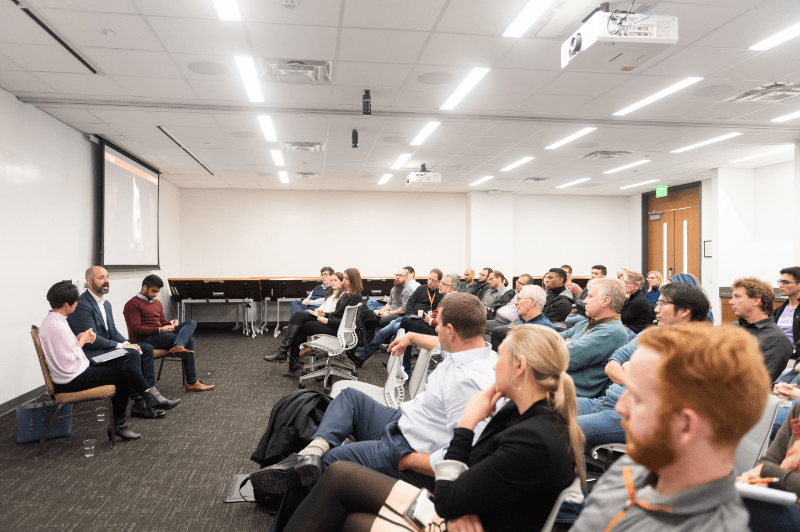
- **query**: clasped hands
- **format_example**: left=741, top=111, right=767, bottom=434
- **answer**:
left=773, top=382, right=800, bottom=401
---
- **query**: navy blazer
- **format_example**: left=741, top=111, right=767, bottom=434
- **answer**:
left=67, top=290, right=128, bottom=357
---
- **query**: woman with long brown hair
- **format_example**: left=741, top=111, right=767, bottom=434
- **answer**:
left=278, top=323, right=585, bottom=531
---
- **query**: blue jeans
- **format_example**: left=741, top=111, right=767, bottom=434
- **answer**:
left=398, top=316, right=436, bottom=374
left=772, top=400, right=798, bottom=442
left=775, top=368, right=800, bottom=386
left=565, top=314, right=588, bottom=327
left=366, top=300, right=384, bottom=312
left=359, top=317, right=403, bottom=362
left=576, top=384, right=626, bottom=448
left=314, top=388, right=415, bottom=477
left=290, top=300, right=320, bottom=320
left=745, top=498, right=800, bottom=532
left=140, top=320, right=198, bottom=384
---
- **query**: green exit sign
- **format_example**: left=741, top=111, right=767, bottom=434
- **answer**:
left=655, top=185, right=668, bottom=198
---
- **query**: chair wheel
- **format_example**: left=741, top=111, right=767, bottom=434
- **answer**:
left=323, top=388, right=330, bottom=395
left=298, top=383, right=305, bottom=389
left=351, top=371, right=358, bottom=377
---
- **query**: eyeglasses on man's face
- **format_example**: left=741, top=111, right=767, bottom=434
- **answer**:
left=654, top=299, right=674, bottom=309
left=777, top=279, right=797, bottom=286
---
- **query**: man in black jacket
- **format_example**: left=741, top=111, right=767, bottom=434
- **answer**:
left=464, top=267, right=491, bottom=301
left=542, top=268, right=573, bottom=323
left=773, top=266, right=800, bottom=385
left=485, top=274, right=533, bottom=337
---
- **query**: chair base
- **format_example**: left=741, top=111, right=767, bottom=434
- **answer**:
left=36, top=396, right=115, bottom=458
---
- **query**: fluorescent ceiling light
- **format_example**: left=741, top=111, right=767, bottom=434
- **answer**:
left=556, top=177, right=591, bottom=189
left=213, top=0, right=241, bottom=21
left=613, top=77, right=703, bottom=116
left=500, top=157, right=535, bottom=171
left=378, top=174, right=393, bottom=185
left=391, top=153, right=412, bottom=169
left=603, top=159, right=652, bottom=174
left=279, top=171, right=289, bottom=183
left=750, top=20, right=800, bottom=50
left=545, top=127, right=597, bottom=150
left=234, top=56, right=263, bottom=103
left=503, top=0, right=558, bottom=38
left=771, top=110, right=800, bottom=123
left=440, top=68, right=490, bottom=110
left=410, top=122, right=441, bottom=145
left=469, top=175, right=494, bottom=187
left=670, top=132, right=742, bottom=153
left=729, top=145, right=793, bottom=163
left=257, top=115, right=277, bottom=141
left=270, top=150, right=284, bottom=166
left=620, top=179, right=660, bottom=190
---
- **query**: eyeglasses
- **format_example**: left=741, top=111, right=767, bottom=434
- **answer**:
left=778, top=280, right=797, bottom=286
left=654, top=300, right=674, bottom=309
left=517, top=297, right=533, bottom=302
left=440, top=282, right=452, bottom=288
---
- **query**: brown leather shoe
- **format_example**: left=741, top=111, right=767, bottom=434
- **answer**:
left=169, top=345, right=195, bottom=359
left=299, top=346, right=312, bottom=358
left=185, top=381, right=215, bottom=392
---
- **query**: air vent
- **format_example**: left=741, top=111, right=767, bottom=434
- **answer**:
left=280, top=142, right=326, bottom=152
left=581, top=151, right=632, bottom=160
left=260, top=59, right=333, bottom=85
left=293, top=172, right=321, bottom=179
left=726, top=82, right=800, bottom=103
left=523, top=177, right=551, bottom=183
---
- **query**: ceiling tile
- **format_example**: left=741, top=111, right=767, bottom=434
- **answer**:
left=713, top=50, right=800, bottom=82
left=642, top=46, right=756, bottom=78
left=35, top=0, right=138, bottom=13
left=737, top=103, right=800, bottom=122
left=114, top=76, right=198, bottom=99
left=333, top=62, right=413, bottom=88
left=187, top=78, right=249, bottom=101
left=339, top=29, right=428, bottom=64
left=89, top=109, right=159, bottom=125
left=331, top=86, right=399, bottom=106
left=32, top=72, right=128, bottom=95
left=0, top=52, right=21, bottom=71
left=40, top=10, right=163, bottom=51
left=240, top=0, right=342, bottom=26
left=151, top=112, right=219, bottom=127
left=132, top=0, right=218, bottom=18
left=682, top=102, right=774, bottom=120
left=343, top=0, right=446, bottom=31
left=496, top=38, right=562, bottom=70
left=41, top=107, right=102, bottom=124
left=0, top=44, right=89, bottom=74
left=514, top=93, right=593, bottom=113
left=419, top=34, right=514, bottom=67
left=248, top=23, right=339, bottom=60
left=146, top=16, right=250, bottom=55
left=694, top=0, right=800, bottom=50
left=84, top=48, right=182, bottom=78
left=436, top=0, right=529, bottom=36
left=538, top=71, right=628, bottom=97
left=0, top=7, right=54, bottom=45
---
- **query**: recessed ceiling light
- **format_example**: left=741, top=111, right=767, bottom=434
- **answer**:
left=556, top=177, right=591, bottom=189
left=503, top=0, right=558, bottom=37
left=750, top=20, right=800, bottom=50
left=391, top=153, right=412, bottom=169
left=671, top=132, right=742, bottom=153
left=500, top=157, right=535, bottom=171
left=729, top=145, right=793, bottom=163
left=692, top=85, right=732, bottom=97
left=213, top=0, right=241, bottom=21
left=470, top=175, right=495, bottom=187
left=613, top=77, right=703, bottom=116
left=603, top=159, right=651, bottom=174
left=271, top=150, right=284, bottom=166
left=279, top=171, right=289, bottom=183
left=187, top=61, right=229, bottom=76
left=545, top=127, right=597, bottom=150
left=417, top=72, right=455, bottom=85
left=99, top=29, right=115, bottom=36
left=620, top=179, right=659, bottom=189
left=234, top=56, right=263, bottom=102
left=440, top=68, right=490, bottom=110
left=230, top=131, right=257, bottom=138
left=771, top=110, right=800, bottom=123
left=257, top=115, right=277, bottom=141
left=410, top=122, right=441, bottom=146
left=378, top=174, right=393, bottom=185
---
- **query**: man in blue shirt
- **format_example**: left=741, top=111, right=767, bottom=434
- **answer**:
left=288, top=266, right=333, bottom=319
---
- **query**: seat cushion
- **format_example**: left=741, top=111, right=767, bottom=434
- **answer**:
left=152, top=349, right=171, bottom=359
left=54, top=385, right=116, bottom=402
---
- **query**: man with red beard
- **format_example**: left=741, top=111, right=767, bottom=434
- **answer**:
left=572, top=323, right=770, bottom=532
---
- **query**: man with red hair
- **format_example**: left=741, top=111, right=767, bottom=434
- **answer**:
left=573, top=323, right=770, bottom=531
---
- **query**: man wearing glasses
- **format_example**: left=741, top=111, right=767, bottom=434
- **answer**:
left=490, top=284, right=555, bottom=351
left=370, top=268, right=415, bottom=328
left=576, top=283, right=710, bottom=449
left=772, top=267, right=800, bottom=389
left=484, top=274, right=533, bottom=337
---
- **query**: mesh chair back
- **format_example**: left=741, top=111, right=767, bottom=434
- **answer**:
left=540, top=475, right=584, bottom=532
left=408, top=347, right=438, bottom=400
left=383, top=330, right=406, bottom=408
left=30, top=326, right=55, bottom=396
left=337, top=303, right=361, bottom=352
left=733, top=394, right=787, bottom=474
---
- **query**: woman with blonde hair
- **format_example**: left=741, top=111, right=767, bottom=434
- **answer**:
left=645, top=270, right=663, bottom=305
left=277, top=324, right=584, bottom=532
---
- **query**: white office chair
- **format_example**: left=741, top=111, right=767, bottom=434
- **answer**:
left=298, top=303, right=361, bottom=394
left=407, top=346, right=439, bottom=400
left=733, top=393, right=790, bottom=474
left=330, top=330, right=408, bottom=408
left=540, top=475, right=584, bottom=532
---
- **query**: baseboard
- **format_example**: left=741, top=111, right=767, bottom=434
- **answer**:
left=0, top=385, right=47, bottom=418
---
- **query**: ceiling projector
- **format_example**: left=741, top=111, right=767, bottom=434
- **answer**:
left=407, top=172, right=441, bottom=187
left=561, top=11, right=678, bottom=72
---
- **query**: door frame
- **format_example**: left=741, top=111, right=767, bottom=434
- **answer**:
left=640, top=181, right=702, bottom=282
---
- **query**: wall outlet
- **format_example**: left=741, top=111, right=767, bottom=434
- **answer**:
left=73, top=278, right=84, bottom=291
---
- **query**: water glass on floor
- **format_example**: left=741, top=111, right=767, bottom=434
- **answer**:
left=83, top=439, right=96, bottom=458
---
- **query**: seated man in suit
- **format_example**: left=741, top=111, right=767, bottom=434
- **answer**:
left=562, top=278, right=629, bottom=397
left=289, top=266, right=334, bottom=320
left=67, top=266, right=180, bottom=418
left=123, top=274, right=214, bottom=394
left=573, top=323, right=769, bottom=532
left=250, top=293, right=498, bottom=495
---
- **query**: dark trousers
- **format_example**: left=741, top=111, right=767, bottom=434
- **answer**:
left=139, top=319, right=198, bottom=383
left=293, top=319, right=338, bottom=357
left=86, top=345, right=155, bottom=391
left=53, top=352, right=149, bottom=419
left=398, top=316, right=436, bottom=373
left=745, top=498, right=800, bottom=532
left=491, top=324, right=512, bottom=351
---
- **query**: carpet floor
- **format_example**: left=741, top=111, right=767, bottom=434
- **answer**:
left=0, top=328, right=390, bottom=532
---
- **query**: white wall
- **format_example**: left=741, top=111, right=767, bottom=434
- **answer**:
left=0, top=88, right=181, bottom=407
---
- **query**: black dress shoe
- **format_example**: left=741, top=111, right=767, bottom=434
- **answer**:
left=249, top=454, right=322, bottom=495
left=130, top=399, right=166, bottom=419
left=108, top=425, right=141, bottom=441
left=265, top=352, right=287, bottom=362
left=346, top=352, right=364, bottom=368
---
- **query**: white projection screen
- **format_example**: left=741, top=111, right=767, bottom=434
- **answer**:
left=101, top=144, right=159, bottom=269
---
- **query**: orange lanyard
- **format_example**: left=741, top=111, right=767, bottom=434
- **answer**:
left=428, top=288, right=435, bottom=309
left=604, top=467, right=673, bottom=532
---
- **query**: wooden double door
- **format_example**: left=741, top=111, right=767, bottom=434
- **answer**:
left=647, top=185, right=700, bottom=280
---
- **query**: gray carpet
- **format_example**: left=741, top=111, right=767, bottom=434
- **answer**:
left=0, top=329, right=389, bottom=532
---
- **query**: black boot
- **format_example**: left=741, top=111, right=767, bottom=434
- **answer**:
left=282, top=355, right=303, bottom=377
left=130, top=397, right=166, bottom=419
left=266, top=324, right=301, bottom=362
left=108, top=414, right=141, bottom=440
left=143, top=387, right=181, bottom=411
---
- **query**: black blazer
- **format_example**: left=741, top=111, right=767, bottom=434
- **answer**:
left=773, top=300, right=799, bottom=351
left=66, top=290, right=128, bottom=357
left=324, top=292, right=362, bottom=329
left=487, top=288, right=516, bottom=319
left=621, top=289, right=653, bottom=333
left=434, top=400, right=576, bottom=532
